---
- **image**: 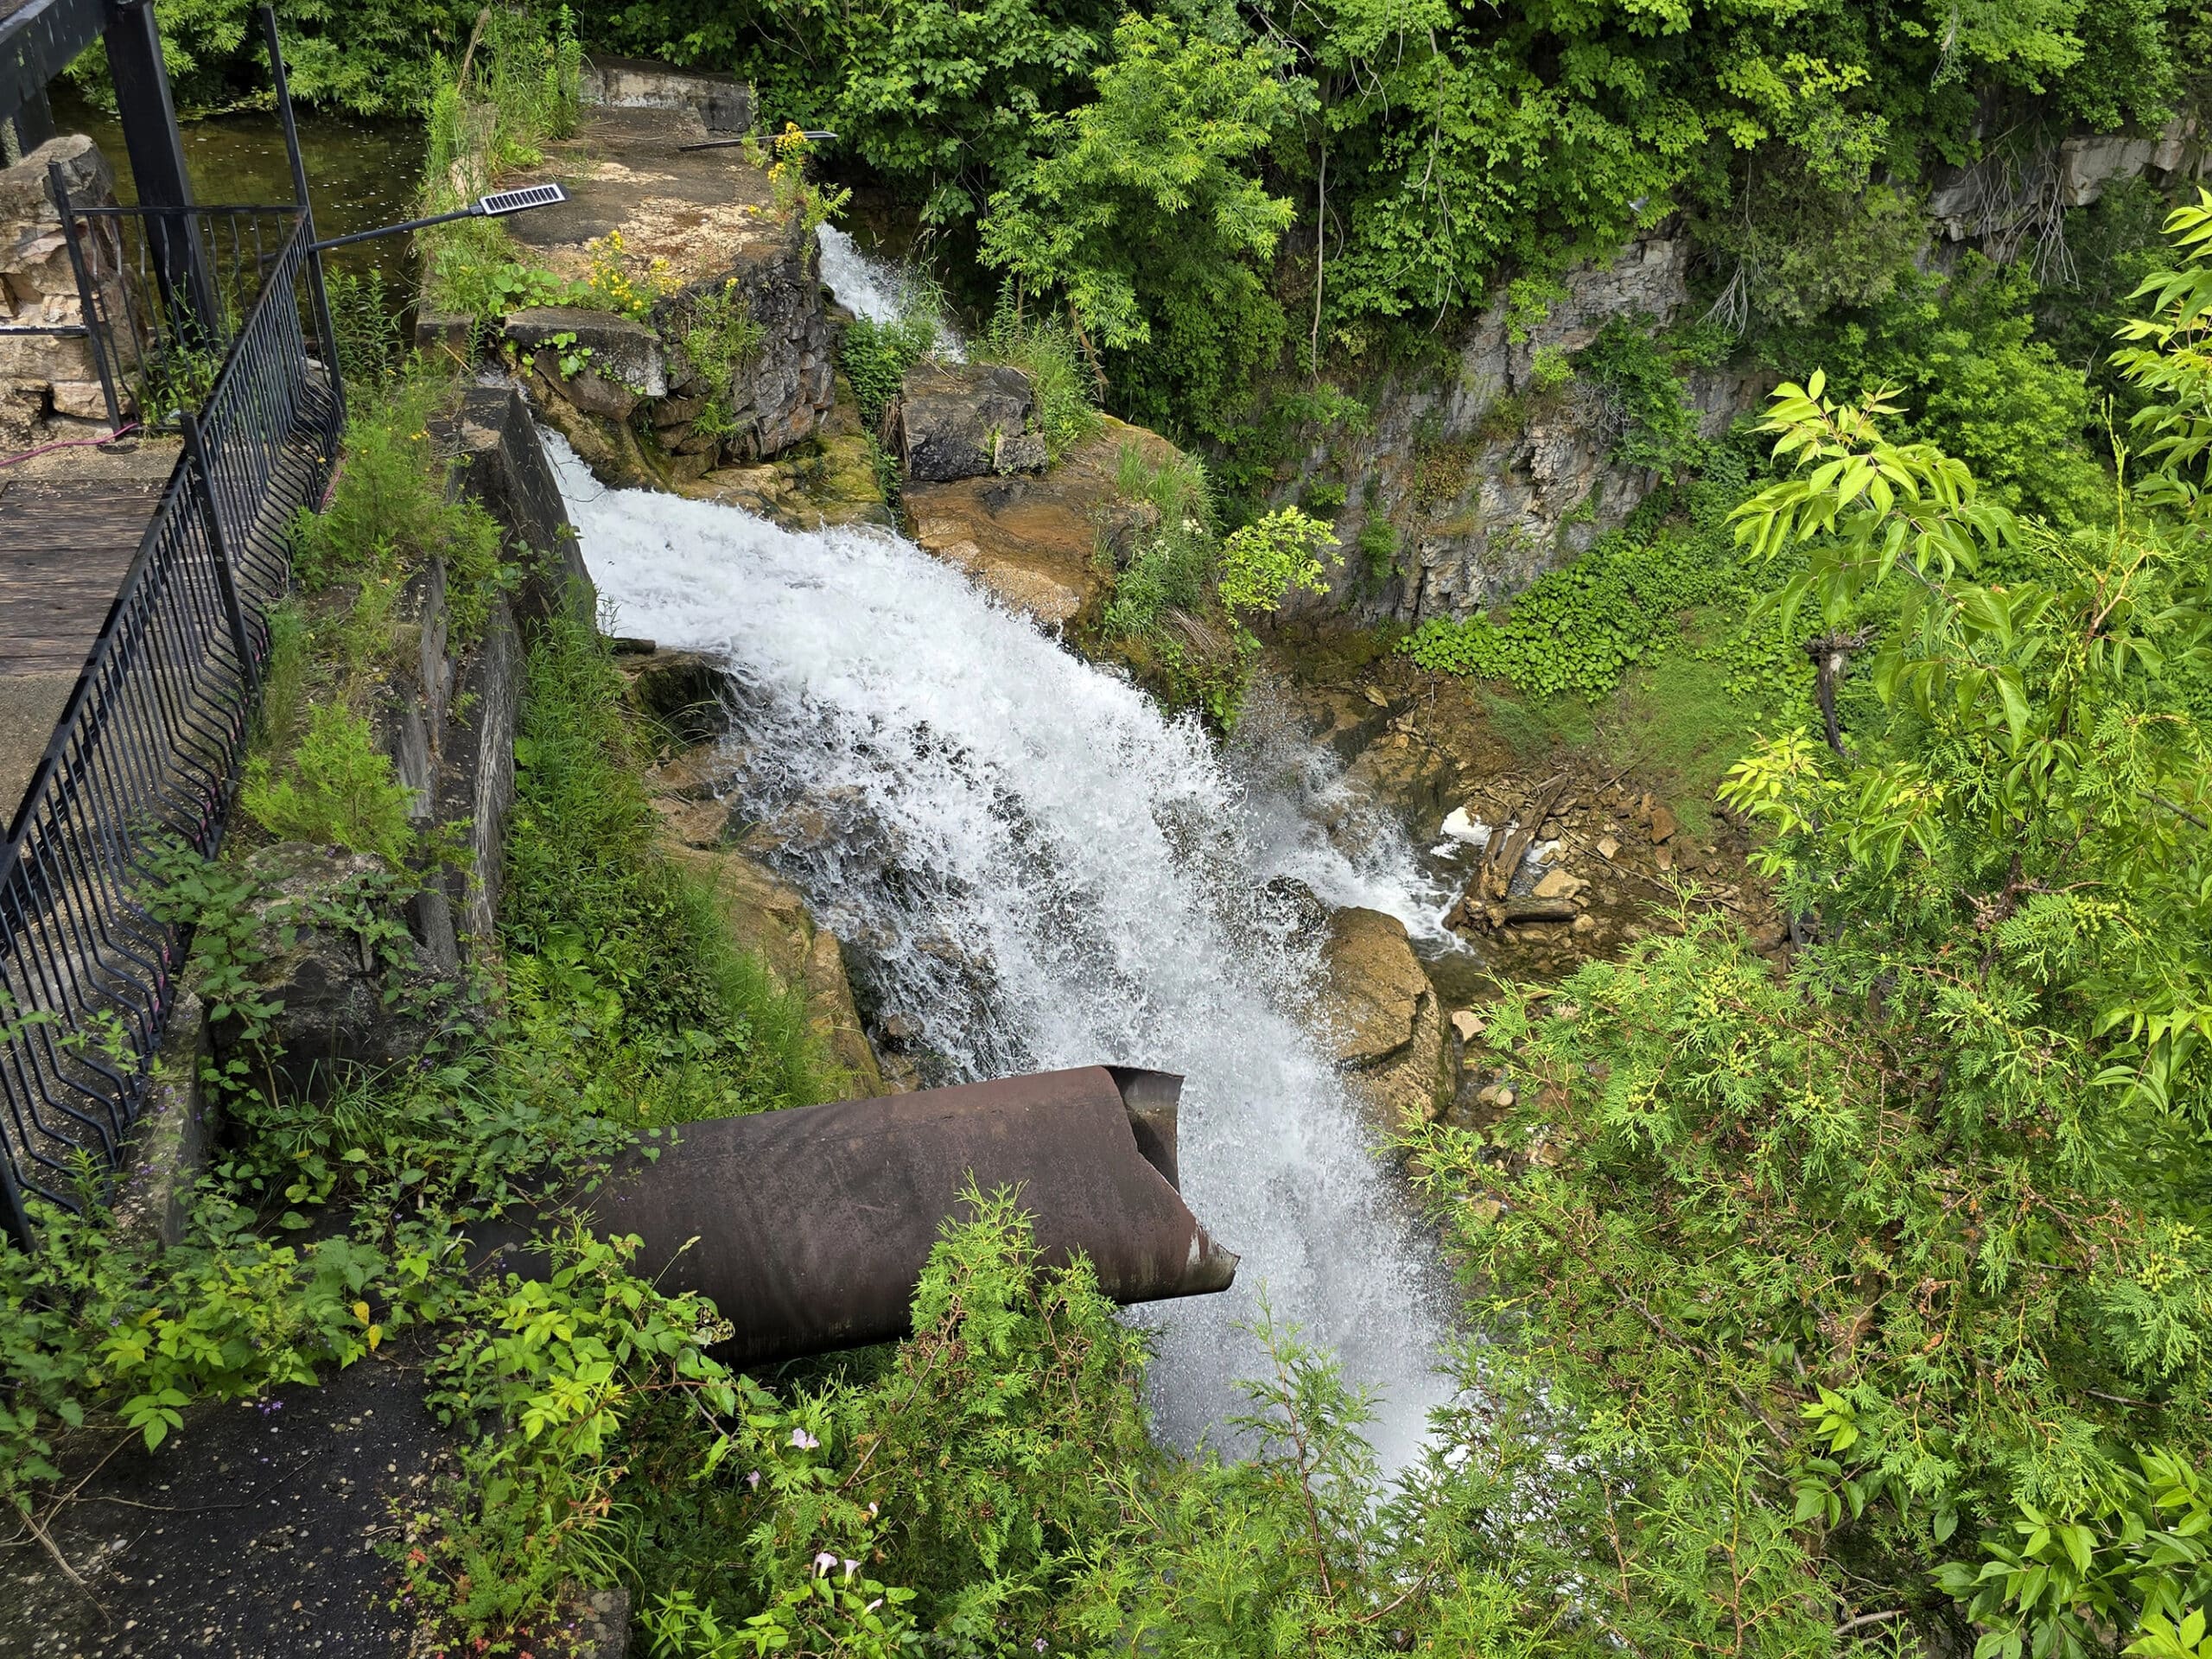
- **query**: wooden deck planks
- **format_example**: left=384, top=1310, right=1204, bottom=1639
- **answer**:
left=0, top=471, right=169, bottom=678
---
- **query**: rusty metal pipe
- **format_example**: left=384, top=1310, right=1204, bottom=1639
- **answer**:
left=476, top=1065, right=1236, bottom=1365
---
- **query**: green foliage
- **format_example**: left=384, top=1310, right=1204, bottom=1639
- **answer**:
left=414, top=8, right=587, bottom=321
left=978, top=13, right=1306, bottom=442
left=402, top=1225, right=745, bottom=1643
left=67, top=0, right=477, bottom=116
left=0, top=1198, right=402, bottom=1511
left=969, top=300, right=1100, bottom=461
left=2113, top=188, right=2212, bottom=522
left=506, top=612, right=823, bottom=1117
left=1693, top=168, right=1929, bottom=329
left=1769, top=257, right=2112, bottom=529
left=293, top=377, right=508, bottom=643
left=674, top=278, right=764, bottom=441
left=840, top=314, right=938, bottom=433
left=1217, top=508, right=1340, bottom=620
left=239, top=702, right=416, bottom=862
left=323, top=264, right=404, bottom=393
left=1576, top=316, right=1728, bottom=480
left=1405, top=214, right=2212, bottom=1647
left=1937, top=1446, right=2212, bottom=1659
left=1399, top=525, right=1742, bottom=699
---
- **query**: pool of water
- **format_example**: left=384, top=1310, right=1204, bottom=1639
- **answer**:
left=49, top=88, right=423, bottom=288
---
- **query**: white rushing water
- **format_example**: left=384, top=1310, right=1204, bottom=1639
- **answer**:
left=817, top=226, right=966, bottom=359
left=549, top=440, right=1459, bottom=1466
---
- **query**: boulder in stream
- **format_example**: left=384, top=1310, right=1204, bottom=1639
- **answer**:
left=1315, top=906, right=1446, bottom=1134
left=888, top=361, right=1048, bottom=483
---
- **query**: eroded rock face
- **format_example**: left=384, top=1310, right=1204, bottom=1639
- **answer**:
left=204, top=844, right=448, bottom=1101
left=1315, top=906, right=1444, bottom=1134
left=1279, top=235, right=1773, bottom=625
left=889, top=362, right=1048, bottom=483
left=903, top=415, right=1177, bottom=627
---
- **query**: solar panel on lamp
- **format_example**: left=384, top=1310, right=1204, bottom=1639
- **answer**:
left=478, top=183, right=568, bottom=218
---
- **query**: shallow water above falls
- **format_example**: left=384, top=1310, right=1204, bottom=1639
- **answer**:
left=549, top=440, right=1459, bottom=1467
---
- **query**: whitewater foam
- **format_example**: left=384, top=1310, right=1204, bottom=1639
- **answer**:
left=549, top=437, right=1458, bottom=1465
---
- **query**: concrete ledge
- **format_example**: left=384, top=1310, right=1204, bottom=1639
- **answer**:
left=111, top=988, right=212, bottom=1249
left=581, top=52, right=750, bottom=131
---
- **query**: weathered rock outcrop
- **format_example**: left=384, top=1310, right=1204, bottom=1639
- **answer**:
left=491, top=101, right=836, bottom=478
left=904, top=415, right=1179, bottom=627
left=1294, top=235, right=1771, bottom=626
left=887, top=361, right=1048, bottom=482
left=204, top=844, right=449, bottom=1101
left=1314, top=906, right=1445, bottom=1134
left=1928, top=118, right=2204, bottom=242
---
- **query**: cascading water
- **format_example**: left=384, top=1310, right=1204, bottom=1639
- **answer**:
left=817, top=226, right=966, bottom=358
left=548, top=442, right=1459, bottom=1467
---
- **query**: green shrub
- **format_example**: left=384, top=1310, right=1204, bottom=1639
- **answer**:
left=1356, top=516, right=1398, bottom=593
left=239, top=702, right=416, bottom=861
left=294, top=378, right=508, bottom=643
left=1400, top=526, right=1738, bottom=698
left=677, top=278, right=766, bottom=439
left=1575, top=316, right=1726, bottom=480
left=323, top=265, right=403, bottom=393
left=971, top=303, right=1100, bottom=461
left=1217, top=508, right=1339, bottom=619
left=505, top=612, right=821, bottom=1116
left=839, top=314, right=937, bottom=430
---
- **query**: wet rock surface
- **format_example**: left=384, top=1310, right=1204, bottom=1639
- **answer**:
left=1314, top=906, right=1446, bottom=1134
left=887, top=361, right=1047, bottom=483
left=1259, top=632, right=1786, bottom=1007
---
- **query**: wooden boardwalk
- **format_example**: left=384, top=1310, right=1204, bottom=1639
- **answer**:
left=0, top=441, right=177, bottom=821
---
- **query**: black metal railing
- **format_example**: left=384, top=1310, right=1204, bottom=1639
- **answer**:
left=46, top=180, right=311, bottom=435
left=0, top=215, right=342, bottom=1248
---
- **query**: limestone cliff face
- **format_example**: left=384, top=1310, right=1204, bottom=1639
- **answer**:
left=1289, top=236, right=1770, bottom=627
left=1285, top=118, right=2206, bottom=628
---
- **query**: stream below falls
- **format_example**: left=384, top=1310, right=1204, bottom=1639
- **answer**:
left=546, top=436, right=1464, bottom=1469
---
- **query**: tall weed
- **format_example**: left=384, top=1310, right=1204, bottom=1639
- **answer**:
left=973, top=302, right=1099, bottom=461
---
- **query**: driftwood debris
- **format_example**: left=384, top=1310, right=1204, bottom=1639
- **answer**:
left=1472, top=772, right=1571, bottom=903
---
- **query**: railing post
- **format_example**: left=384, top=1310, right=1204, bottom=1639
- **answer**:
left=260, top=5, right=342, bottom=419
left=179, top=410, right=259, bottom=696
left=102, top=0, right=219, bottom=338
left=46, top=162, right=124, bottom=434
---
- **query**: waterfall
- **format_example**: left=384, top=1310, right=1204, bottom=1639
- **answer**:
left=548, top=440, right=1459, bottom=1467
left=817, top=225, right=966, bottom=359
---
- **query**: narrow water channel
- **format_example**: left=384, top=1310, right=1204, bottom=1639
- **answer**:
left=545, top=432, right=1463, bottom=1468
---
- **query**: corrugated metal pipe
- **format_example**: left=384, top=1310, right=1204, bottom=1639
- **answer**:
left=469, top=1065, right=1237, bottom=1365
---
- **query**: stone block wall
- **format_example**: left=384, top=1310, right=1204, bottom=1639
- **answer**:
left=0, top=134, right=124, bottom=446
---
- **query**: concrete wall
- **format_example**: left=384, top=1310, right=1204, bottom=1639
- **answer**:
left=383, top=380, right=591, bottom=970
